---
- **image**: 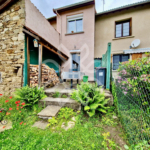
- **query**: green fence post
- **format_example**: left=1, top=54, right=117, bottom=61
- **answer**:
left=23, top=35, right=28, bottom=86
left=102, top=54, right=104, bottom=67
left=106, top=43, right=111, bottom=90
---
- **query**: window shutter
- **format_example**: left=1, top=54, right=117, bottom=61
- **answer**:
left=132, top=53, right=142, bottom=60
left=130, top=18, right=132, bottom=36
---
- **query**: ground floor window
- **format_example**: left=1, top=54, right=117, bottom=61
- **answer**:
left=113, top=54, right=129, bottom=70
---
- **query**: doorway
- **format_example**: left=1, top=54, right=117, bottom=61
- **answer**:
left=71, top=53, right=80, bottom=71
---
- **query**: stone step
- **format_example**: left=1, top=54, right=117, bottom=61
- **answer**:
left=32, top=121, right=48, bottom=130
left=45, top=90, right=71, bottom=98
left=38, top=105, right=61, bottom=117
left=39, top=97, right=81, bottom=111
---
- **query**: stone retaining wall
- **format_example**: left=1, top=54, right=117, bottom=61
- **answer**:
left=0, top=0, right=25, bottom=95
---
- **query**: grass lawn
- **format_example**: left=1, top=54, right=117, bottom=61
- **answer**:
left=0, top=96, right=127, bottom=150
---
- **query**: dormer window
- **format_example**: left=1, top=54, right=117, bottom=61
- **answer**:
left=67, top=14, right=83, bottom=34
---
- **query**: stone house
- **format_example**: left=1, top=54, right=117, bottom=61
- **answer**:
left=0, top=0, right=26, bottom=95
left=0, top=0, right=69, bottom=95
left=0, top=0, right=150, bottom=94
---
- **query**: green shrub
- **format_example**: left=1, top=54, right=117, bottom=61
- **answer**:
left=117, top=53, right=150, bottom=111
left=71, top=82, right=109, bottom=117
left=57, top=107, right=75, bottom=120
left=47, top=107, right=76, bottom=128
left=52, top=91, right=60, bottom=98
left=47, top=117, right=58, bottom=127
left=14, top=86, right=47, bottom=108
left=61, top=95, right=68, bottom=98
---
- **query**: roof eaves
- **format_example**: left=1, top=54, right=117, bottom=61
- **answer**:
left=0, top=0, right=16, bottom=12
left=47, top=16, right=57, bottom=21
left=23, top=25, right=69, bottom=59
left=96, top=0, right=150, bottom=16
left=124, top=47, right=150, bottom=54
left=53, top=0, right=95, bottom=14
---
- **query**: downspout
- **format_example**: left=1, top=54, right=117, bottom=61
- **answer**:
left=56, top=10, right=63, bottom=75
left=56, top=10, right=62, bottom=45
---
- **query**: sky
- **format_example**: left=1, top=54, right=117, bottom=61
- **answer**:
left=30, top=0, right=143, bottom=18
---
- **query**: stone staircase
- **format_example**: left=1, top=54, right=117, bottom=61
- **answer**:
left=37, top=85, right=81, bottom=120
left=33, top=82, right=113, bottom=129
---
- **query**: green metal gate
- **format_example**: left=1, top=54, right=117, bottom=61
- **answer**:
left=102, top=43, right=111, bottom=90
left=94, top=58, right=102, bottom=81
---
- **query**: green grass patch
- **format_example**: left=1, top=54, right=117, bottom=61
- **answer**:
left=0, top=95, right=129, bottom=150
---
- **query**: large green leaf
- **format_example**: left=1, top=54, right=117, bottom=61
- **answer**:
left=87, top=110, right=95, bottom=117
left=89, top=103, right=100, bottom=110
left=84, top=106, right=90, bottom=111
left=97, top=108, right=107, bottom=113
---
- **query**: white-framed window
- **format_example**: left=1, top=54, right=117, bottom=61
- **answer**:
left=67, top=14, right=83, bottom=33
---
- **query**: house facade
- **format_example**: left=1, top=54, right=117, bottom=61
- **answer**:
left=50, top=0, right=95, bottom=81
left=95, top=1, right=150, bottom=78
left=0, top=0, right=150, bottom=94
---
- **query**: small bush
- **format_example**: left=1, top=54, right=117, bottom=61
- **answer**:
left=61, top=95, right=68, bottom=98
left=52, top=91, right=60, bottom=98
left=71, top=82, right=109, bottom=117
left=57, top=107, right=75, bottom=120
left=47, top=107, right=76, bottom=128
left=14, top=86, right=47, bottom=108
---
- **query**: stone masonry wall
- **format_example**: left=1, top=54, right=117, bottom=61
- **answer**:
left=0, top=0, right=25, bottom=95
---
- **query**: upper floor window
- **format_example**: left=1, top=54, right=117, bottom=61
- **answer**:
left=67, top=14, right=83, bottom=34
left=115, top=19, right=132, bottom=38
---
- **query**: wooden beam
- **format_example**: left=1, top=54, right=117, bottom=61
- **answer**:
left=0, top=0, right=14, bottom=12
left=38, top=44, right=43, bottom=88
left=39, top=41, right=68, bottom=61
left=27, top=36, right=30, bottom=85
left=23, top=28, right=40, bottom=41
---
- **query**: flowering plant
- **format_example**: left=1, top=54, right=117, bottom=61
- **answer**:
left=117, top=53, right=150, bottom=112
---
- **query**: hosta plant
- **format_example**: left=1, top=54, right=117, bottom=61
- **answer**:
left=71, top=82, right=110, bottom=117
left=14, top=86, right=47, bottom=108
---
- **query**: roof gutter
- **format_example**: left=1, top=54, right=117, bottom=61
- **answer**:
left=53, top=0, right=95, bottom=14
left=96, top=0, right=150, bottom=16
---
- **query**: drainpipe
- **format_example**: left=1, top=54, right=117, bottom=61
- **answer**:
left=55, top=10, right=63, bottom=78
left=56, top=10, right=62, bottom=43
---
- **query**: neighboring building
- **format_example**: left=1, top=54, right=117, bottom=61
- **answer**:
left=0, top=0, right=150, bottom=94
left=95, top=1, right=150, bottom=78
left=49, top=0, right=95, bottom=81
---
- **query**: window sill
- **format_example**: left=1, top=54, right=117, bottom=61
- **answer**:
left=113, top=35, right=135, bottom=40
left=112, top=70, right=118, bottom=72
left=65, top=31, right=84, bottom=36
